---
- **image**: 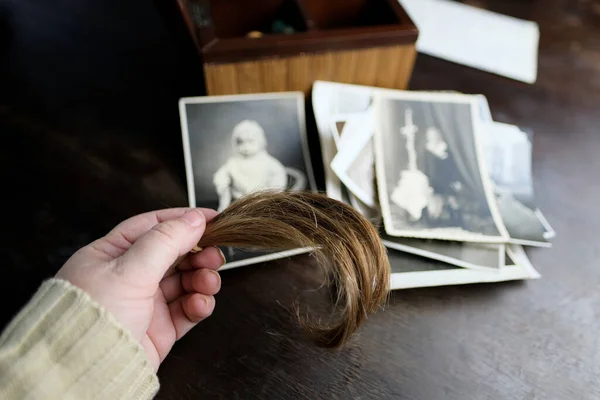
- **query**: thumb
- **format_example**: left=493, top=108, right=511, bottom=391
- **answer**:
left=116, top=209, right=206, bottom=282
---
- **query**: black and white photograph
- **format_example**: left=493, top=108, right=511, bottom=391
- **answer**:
left=329, top=108, right=503, bottom=271
left=330, top=120, right=347, bottom=146
left=381, top=234, right=504, bottom=271
left=329, top=114, right=362, bottom=147
left=330, top=117, right=382, bottom=224
left=388, top=244, right=539, bottom=290
left=179, top=92, right=316, bottom=268
left=330, top=111, right=377, bottom=208
left=373, top=92, right=509, bottom=242
left=313, top=81, right=376, bottom=201
left=482, top=122, right=554, bottom=246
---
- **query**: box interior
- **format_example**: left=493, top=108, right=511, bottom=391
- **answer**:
left=210, top=0, right=308, bottom=38
left=208, top=0, right=405, bottom=39
left=301, top=0, right=400, bottom=30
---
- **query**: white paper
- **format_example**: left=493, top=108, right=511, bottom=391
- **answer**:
left=399, top=0, right=539, bottom=84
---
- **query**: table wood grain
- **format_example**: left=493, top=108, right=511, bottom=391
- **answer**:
left=0, top=1, right=598, bottom=399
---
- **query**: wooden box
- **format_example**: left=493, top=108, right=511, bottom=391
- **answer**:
left=177, top=0, right=419, bottom=95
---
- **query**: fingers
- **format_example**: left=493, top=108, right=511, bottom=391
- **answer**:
left=159, top=273, right=186, bottom=303
left=111, top=208, right=219, bottom=242
left=177, top=246, right=226, bottom=271
left=102, top=208, right=219, bottom=259
left=161, top=268, right=222, bottom=303
left=116, top=209, right=207, bottom=281
left=168, top=293, right=215, bottom=339
left=181, top=269, right=221, bottom=296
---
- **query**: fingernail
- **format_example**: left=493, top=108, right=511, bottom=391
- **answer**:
left=217, top=247, right=226, bottom=267
left=182, top=210, right=204, bottom=227
left=209, top=269, right=221, bottom=286
left=198, top=295, right=209, bottom=310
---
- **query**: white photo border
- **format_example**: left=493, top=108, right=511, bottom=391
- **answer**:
left=330, top=113, right=377, bottom=208
left=372, top=91, right=510, bottom=243
left=382, top=240, right=505, bottom=271
left=178, top=91, right=317, bottom=269
left=390, top=244, right=540, bottom=290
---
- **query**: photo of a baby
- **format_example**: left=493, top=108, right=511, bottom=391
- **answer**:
left=179, top=92, right=315, bottom=268
left=213, top=119, right=307, bottom=212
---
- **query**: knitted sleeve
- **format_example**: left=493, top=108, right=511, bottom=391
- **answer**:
left=0, top=278, right=160, bottom=400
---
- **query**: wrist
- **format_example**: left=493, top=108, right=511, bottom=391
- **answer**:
left=0, top=278, right=159, bottom=399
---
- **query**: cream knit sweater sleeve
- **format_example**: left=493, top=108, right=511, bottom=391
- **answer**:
left=0, top=279, right=160, bottom=400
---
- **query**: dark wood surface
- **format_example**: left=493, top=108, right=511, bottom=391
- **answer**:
left=1, top=0, right=599, bottom=399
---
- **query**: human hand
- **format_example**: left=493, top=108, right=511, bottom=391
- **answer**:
left=55, top=208, right=225, bottom=371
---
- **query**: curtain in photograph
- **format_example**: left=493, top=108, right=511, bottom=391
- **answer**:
left=424, top=101, right=486, bottom=201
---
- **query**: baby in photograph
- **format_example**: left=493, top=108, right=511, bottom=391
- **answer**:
left=213, top=119, right=306, bottom=212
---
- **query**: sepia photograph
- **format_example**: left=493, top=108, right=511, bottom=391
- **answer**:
left=179, top=92, right=316, bottom=268
left=373, top=92, right=509, bottom=242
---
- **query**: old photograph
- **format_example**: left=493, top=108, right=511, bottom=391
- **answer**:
left=313, top=81, right=376, bottom=201
left=330, top=112, right=377, bottom=208
left=483, top=122, right=553, bottom=246
left=179, top=92, right=316, bottom=267
left=388, top=244, right=540, bottom=290
left=373, top=92, right=509, bottom=242
left=381, top=234, right=504, bottom=270
left=330, top=116, right=381, bottom=224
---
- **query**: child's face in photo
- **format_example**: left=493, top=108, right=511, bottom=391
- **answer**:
left=426, top=128, right=448, bottom=159
left=233, top=122, right=265, bottom=157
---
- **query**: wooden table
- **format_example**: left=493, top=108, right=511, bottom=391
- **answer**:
left=1, top=1, right=599, bottom=398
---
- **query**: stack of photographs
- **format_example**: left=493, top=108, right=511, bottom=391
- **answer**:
left=177, top=83, right=551, bottom=290
left=312, top=81, right=551, bottom=290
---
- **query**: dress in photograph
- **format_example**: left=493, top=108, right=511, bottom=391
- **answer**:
left=375, top=94, right=507, bottom=242
left=179, top=93, right=315, bottom=267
